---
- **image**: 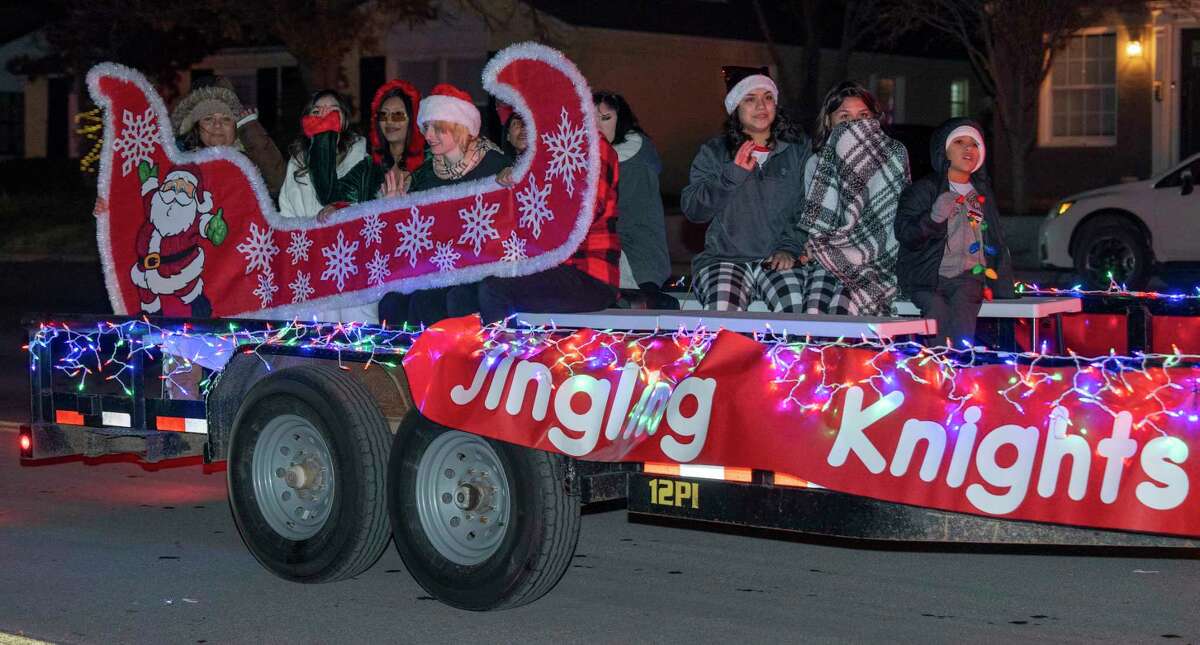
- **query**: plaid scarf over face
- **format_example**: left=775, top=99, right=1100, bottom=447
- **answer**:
left=799, top=118, right=909, bottom=315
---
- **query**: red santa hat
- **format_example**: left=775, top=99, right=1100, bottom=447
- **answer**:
left=417, top=84, right=481, bottom=137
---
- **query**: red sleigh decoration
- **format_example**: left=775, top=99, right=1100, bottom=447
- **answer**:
left=88, top=43, right=601, bottom=319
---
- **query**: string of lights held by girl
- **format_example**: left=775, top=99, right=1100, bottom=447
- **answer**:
left=27, top=315, right=1200, bottom=436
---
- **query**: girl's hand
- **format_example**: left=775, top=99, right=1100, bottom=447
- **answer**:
left=931, top=191, right=960, bottom=223
left=764, top=250, right=796, bottom=271
left=496, top=167, right=516, bottom=186
left=316, top=203, right=341, bottom=222
left=383, top=168, right=411, bottom=197
left=734, top=141, right=757, bottom=170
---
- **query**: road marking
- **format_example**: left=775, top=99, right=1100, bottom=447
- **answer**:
left=0, top=631, right=55, bottom=644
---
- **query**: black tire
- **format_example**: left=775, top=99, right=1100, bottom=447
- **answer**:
left=387, top=412, right=581, bottom=611
left=227, top=364, right=392, bottom=583
left=1073, top=217, right=1151, bottom=289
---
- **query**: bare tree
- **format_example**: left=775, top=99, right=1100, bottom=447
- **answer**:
left=215, top=0, right=437, bottom=96
left=882, top=0, right=1142, bottom=214
left=8, top=1, right=226, bottom=102
left=753, top=0, right=882, bottom=126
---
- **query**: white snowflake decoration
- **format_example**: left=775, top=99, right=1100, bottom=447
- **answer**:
left=287, top=230, right=312, bottom=265
left=430, top=240, right=461, bottom=272
left=515, top=176, right=554, bottom=239
left=320, top=230, right=359, bottom=292
left=289, top=271, right=315, bottom=303
left=252, top=269, right=278, bottom=307
left=393, top=207, right=434, bottom=267
left=359, top=213, right=385, bottom=248
left=457, top=194, right=501, bottom=256
left=112, top=108, right=158, bottom=176
left=366, top=249, right=390, bottom=287
left=540, top=107, right=587, bottom=197
left=236, top=223, right=279, bottom=275
left=500, top=231, right=528, bottom=263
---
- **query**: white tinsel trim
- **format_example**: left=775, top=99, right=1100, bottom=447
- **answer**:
left=88, top=41, right=599, bottom=320
left=87, top=62, right=278, bottom=315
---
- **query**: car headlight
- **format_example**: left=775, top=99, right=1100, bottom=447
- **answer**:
left=1054, top=200, right=1074, bottom=217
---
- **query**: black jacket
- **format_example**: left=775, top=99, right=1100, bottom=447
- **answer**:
left=893, top=117, right=1015, bottom=298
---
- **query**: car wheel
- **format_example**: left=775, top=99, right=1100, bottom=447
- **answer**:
left=1073, top=218, right=1150, bottom=290
left=388, top=412, right=581, bottom=611
left=227, top=365, right=392, bottom=583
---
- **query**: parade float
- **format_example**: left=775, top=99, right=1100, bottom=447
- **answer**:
left=23, top=43, right=1200, bottom=612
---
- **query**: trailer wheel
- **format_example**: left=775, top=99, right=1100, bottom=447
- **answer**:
left=227, top=365, right=391, bottom=583
left=388, top=412, right=580, bottom=610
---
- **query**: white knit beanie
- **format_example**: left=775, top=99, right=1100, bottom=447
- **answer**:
left=945, top=125, right=986, bottom=173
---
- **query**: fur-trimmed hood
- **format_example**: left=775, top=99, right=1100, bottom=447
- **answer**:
left=369, top=79, right=425, bottom=172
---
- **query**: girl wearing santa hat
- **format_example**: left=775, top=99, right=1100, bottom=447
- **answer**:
left=377, top=83, right=512, bottom=327
left=407, top=83, right=510, bottom=192
left=680, top=67, right=812, bottom=312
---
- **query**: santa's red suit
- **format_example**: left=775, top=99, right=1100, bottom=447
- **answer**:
left=129, top=167, right=214, bottom=315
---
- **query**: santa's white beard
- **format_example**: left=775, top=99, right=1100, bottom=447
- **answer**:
left=150, top=192, right=198, bottom=237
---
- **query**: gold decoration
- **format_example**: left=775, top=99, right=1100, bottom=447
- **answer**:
left=76, top=108, right=104, bottom=173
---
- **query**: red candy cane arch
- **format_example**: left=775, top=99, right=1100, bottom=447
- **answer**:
left=87, top=42, right=600, bottom=319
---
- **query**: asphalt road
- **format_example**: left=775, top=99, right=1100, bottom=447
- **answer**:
left=2, top=427, right=1199, bottom=644
left=7, top=257, right=1200, bottom=643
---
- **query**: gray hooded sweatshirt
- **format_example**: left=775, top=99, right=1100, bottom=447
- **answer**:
left=680, top=135, right=812, bottom=273
left=614, top=133, right=671, bottom=287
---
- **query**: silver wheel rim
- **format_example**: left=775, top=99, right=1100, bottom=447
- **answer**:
left=415, top=431, right=511, bottom=566
left=251, top=414, right=336, bottom=541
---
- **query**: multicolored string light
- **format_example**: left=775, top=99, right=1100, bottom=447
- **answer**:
left=1018, top=279, right=1200, bottom=303
left=26, top=316, right=1200, bottom=436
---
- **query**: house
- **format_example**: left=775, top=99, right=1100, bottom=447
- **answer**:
left=13, top=0, right=983, bottom=198
left=996, top=1, right=1200, bottom=211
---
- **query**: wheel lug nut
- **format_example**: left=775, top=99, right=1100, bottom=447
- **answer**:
left=450, top=516, right=460, bottom=527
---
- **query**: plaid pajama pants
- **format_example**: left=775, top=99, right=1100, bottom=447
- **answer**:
left=693, top=261, right=807, bottom=311
left=800, top=265, right=852, bottom=315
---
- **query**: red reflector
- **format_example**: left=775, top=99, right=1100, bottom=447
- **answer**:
left=55, top=410, right=85, bottom=425
left=156, top=416, right=186, bottom=432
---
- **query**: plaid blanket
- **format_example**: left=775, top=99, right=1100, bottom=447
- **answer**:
left=798, top=119, right=909, bottom=315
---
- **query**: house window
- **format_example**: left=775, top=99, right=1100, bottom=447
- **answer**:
left=395, top=57, right=487, bottom=104
left=950, top=80, right=969, bottom=118
left=1040, top=32, right=1117, bottom=146
left=0, top=92, right=23, bottom=156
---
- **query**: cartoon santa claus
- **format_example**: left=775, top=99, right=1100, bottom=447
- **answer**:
left=130, top=161, right=227, bottom=317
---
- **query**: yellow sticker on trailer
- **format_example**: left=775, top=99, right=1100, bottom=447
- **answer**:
left=648, top=478, right=700, bottom=509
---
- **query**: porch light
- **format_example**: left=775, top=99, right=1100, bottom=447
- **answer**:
left=1126, top=40, right=1143, bottom=57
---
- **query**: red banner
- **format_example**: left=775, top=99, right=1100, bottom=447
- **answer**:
left=405, top=316, right=1200, bottom=538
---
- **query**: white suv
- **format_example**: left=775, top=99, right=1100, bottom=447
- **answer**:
left=1039, top=153, right=1200, bottom=288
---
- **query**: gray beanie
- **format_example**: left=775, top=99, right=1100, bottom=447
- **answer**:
left=172, top=86, right=242, bottom=135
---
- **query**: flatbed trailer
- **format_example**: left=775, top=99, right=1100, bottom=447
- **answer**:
left=25, top=303, right=1199, bottom=611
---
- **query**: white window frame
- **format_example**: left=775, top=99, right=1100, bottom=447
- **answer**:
left=1038, top=27, right=1118, bottom=148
